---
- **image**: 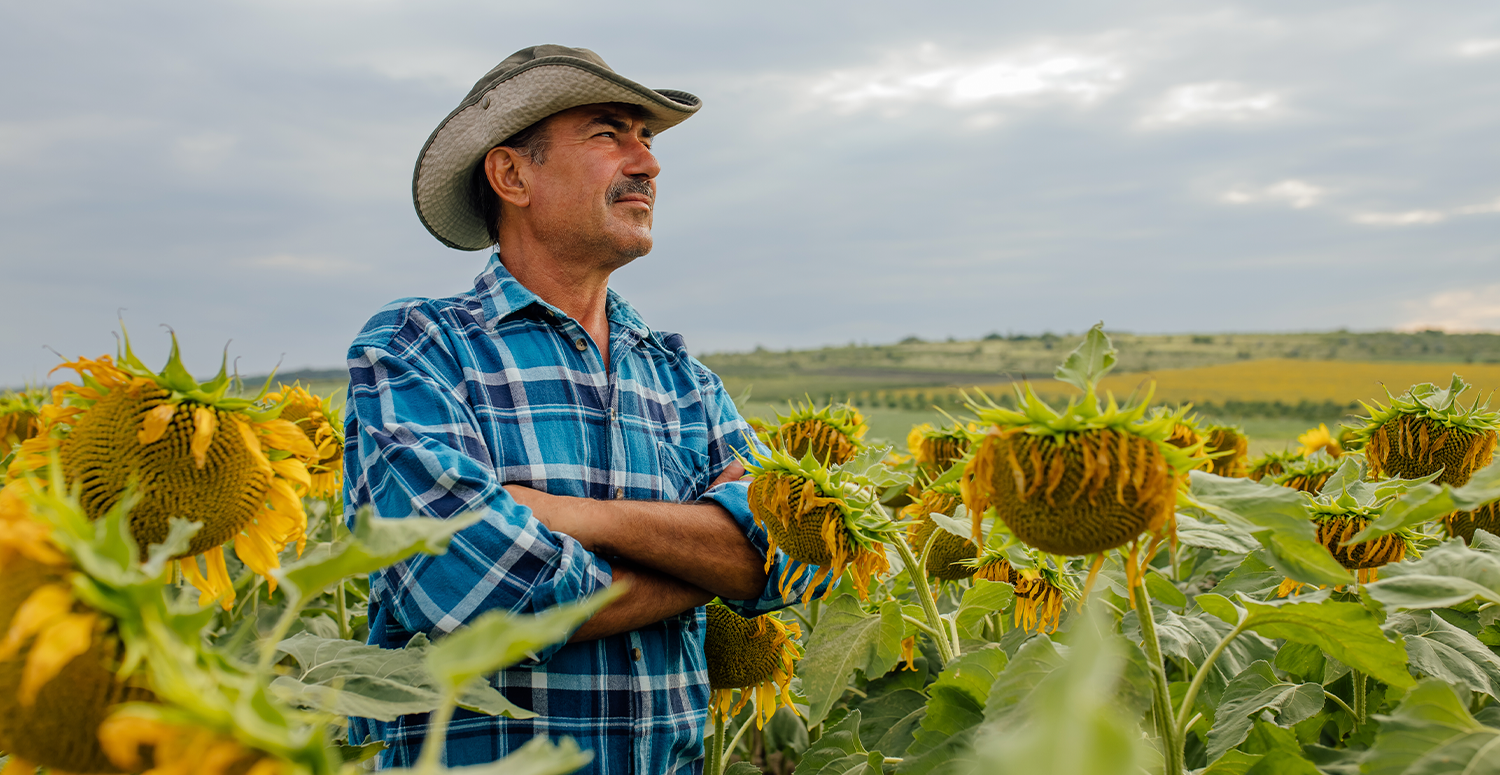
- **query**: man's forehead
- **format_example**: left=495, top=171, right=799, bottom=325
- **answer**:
left=556, top=103, right=653, bottom=132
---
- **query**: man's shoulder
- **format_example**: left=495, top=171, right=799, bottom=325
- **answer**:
left=350, top=292, right=482, bottom=353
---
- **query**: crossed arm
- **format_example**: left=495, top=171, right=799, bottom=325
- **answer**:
left=503, top=460, right=770, bottom=642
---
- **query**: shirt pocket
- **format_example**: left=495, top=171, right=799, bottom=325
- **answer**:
left=656, top=440, right=709, bottom=502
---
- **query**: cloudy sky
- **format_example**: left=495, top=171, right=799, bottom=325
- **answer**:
left=3, top=1, right=1498, bottom=385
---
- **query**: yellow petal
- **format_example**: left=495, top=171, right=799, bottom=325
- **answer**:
left=98, top=713, right=169, bottom=771
left=233, top=529, right=280, bottom=590
left=245, top=757, right=284, bottom=775
left=206, top=548, right=235, bottom=609
left=256, top=419, right=318, bottom=459
left=191, top=407, right=218, bottom=470
left=270, top=457, right=312, bottom=491
left=231, top=417, right=273, bottom=476
left=0, top=754, right=37, bottom=774
left=137, top=403, right=177, bottom=445
left=21, top=612, right=97, bottom=705
left=0, top=583, right=73, bottom=661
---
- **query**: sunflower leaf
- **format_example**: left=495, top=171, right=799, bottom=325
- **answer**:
left=1229, top=594, right=1415, bottom=690
left=1054, top=322, right=1116, bottom=393
left=273, top=508, right=485, bottom=602
left=799, top=596, right=906, bottom=727
left=1205, top=661, right=1324, bottom=763
left=1361, top=680, right=1500, bottom=775
left=1363, top=537, right=1500, bottom=609
left=1184, top=472, right=1353, bottom=587
left=900, top=646, right=1007, bottom=774
left=379, top=735, right=592, bottom=775
left=1387, top=611, right=1500, bottom=701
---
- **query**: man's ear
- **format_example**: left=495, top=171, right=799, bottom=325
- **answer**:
left=484, top=146, right=531, bottom=208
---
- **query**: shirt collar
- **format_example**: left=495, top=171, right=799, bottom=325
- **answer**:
left=474, top=253, right=652, bottom=341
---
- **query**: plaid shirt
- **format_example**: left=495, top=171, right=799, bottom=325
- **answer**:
left=343, top=255, right=807, bottom=774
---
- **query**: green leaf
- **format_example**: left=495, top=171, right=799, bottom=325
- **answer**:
left=1232, top=595, right=1415, bottom=690
left=1349, top=459, right=1500, bottom=543
left=274, top=508, right=486, bottom=602
left=1054, top=322, right=1117, bottom=392
left=381, top=735, right=592, bottom=775
left=1129, top=602, right=1276, bottom=706
left=1176, top=513, right=1261, bottom=555
left=426, top=588, right=621, bottom=692
left=971, top=607, right=1148, bottom=775
left=1205, top=661, right=1325, bottom=762
left=1363, top=680, right=1500, bottom=775
left=927, top=511, right=973, bottom=544
left=853, top=687, right=927, bottom=755
left=953, top=579, right=1015, bottom=640
left=799, top=595, right=906, bottom=727
left=1364, top=537, right=1500, bottom=610
left=796, top=710, right=872, bottom=775
left=983, top=636, right=1066, bottom=726
left=270, top=633, right=534, bottom=721
left=1388, top=611, right=1500, bottom=701
left=898, top=647, right=1006, bottom=774
left=726, top=763, right=764, bottom=775
left=1146, top=568, right=1187, bottom=609
left=1185, top=473, right=1353, bottom=587
left=1200, top=750, right=1264, bottom=775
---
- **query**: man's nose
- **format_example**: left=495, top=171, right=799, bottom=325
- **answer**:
left=623, top=136, right=661, bottom=179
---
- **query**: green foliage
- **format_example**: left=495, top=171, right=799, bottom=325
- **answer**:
left=798, top=596, right=907, bottom=726
left=1362, top=680, right=1500, bottom=775
left=1204, top=661, right=1323, bottom=762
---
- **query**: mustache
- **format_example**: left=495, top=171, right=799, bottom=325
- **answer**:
left=608, top=178, right=655, bottom=204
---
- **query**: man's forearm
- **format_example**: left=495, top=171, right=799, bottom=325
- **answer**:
left=504, top=482, right=770, bottom=601
left=569, top=559, right=712, bottom=642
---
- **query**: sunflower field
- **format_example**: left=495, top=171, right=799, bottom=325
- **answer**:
left=3, top=324, right=1500, bottom=775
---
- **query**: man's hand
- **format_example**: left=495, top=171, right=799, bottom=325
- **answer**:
left=709, top=459, right=746, bottom=488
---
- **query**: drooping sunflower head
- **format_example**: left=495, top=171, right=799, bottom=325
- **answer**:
left=745, top=416, right=777, bottom=447
left=704, top=602, right=803, bottom=729
left=961, top=326, right=1208, bottom=556
left=1443, top=500, right=1500, bottom=545
left=263, top=383, right=344, bottom=499
left=1306, top=499, right=1416, bottom=577
left=907, top=422, right=977, bottom=477
left=968, top=548, right=1079, bottom=634
left=1298, top=423, right=1344, bottom=459
left=768, top=400, right=868, bottom=466
left=1272, top=452, right=1342, bottom=494
left=0, top=388, right=46, bottom=460
left=903, top=480, right=977, bottom=581
left=0, top=482, right=155, bottom=775
left=9, top=330, right=319, bottom=610
left=744, top=446, right=892, bottom=603
left=1248, top=450, right=1303, bottom=483
left=1202, top=425, right=1250, bottom=478
left=1163, top=411, right=1205, bottom=451
left=100, top=706, right=293, bottom=775
left=1354, top=374, right=1500, bottom=487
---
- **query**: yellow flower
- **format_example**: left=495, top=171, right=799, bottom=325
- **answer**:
left=745, top=461, right=890, bottom=604
left=1297, top=424, right=1343, bottom=459
left=903, top=484, right=978, bottom=581
left=264, top=383, right=345, bottom=499
left=99, top=710, right=289, bottom=775
left=0, top=482, right=155, bottom=774
left=972, top=554, right=1073, bottom=634
left=10, top=334, right=318, bottom=611
left=0, top=389, right=45, bottom=459
left=704, top=603, right=803, bottom=729
left=767, top=401, right=867, bottom=466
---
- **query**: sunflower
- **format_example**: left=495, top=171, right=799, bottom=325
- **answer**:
left=704, top=602, right=802, bottom=729
left=1354, top=375, right=1499, bottom=487
left=903, top=482, right=978, bottom=581
left=1163, top=414, right=1204, bottom=451
left=0, top=389, right=45, bottom=460
left=1276, top=474, right=1421, bottom=592
left=961, top=327, right=1207, bottom=557
left=1203, top=425, right=1250, bottom=478
left=744, top=446, right=891, bottom=603
left=1298, top=424, right=1344, bottom=459
left=969, top=549, right=1079, bottom=634
left=264, top=384, right=344, bottom=499
left=1271, top=453, right=1341, bottom=494
left=7, top=332, right=317, bottom=610
left=99, top=708, right=292, bottom=775
left=1248, top=450, right=1302, bottom=483
left=1443, top=500, right=1500, bottom=544
left=0, top=481, right=155, bottom=774
left=767, top=401, right=867, bottom=466
left=907, top=422, right=975, bottom=479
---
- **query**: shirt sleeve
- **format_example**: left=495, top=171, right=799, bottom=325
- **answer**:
left=345, top=336, right=612, bottom=660
left=689, top=359, right=833, bottom=616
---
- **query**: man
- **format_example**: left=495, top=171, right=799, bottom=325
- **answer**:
left=343, top=45, right=811, bottom=773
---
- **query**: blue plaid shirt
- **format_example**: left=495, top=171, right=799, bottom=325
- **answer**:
left=343, top=255, right=807, bottom=774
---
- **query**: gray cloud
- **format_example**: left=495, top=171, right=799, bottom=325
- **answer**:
left=3, top=0, right=1498, bottom=384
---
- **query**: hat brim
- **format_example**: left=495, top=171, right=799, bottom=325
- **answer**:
left=413, top=56, right=700, bottom=251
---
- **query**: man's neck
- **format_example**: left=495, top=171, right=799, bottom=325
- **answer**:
left=496, top=238, right=617, bottom=370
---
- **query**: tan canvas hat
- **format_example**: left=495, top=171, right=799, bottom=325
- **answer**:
left=413, top=44, right=702, bottom=251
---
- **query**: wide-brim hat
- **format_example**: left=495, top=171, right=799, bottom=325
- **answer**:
left=413, top=44, right=702, bottom=251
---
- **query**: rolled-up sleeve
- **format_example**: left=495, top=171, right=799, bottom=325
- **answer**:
left=345, top=337, right=611, bottom=660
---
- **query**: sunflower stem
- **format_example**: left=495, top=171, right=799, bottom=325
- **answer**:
left=892, top=536, right=955, bottom=665
left=1324, top=690, right=1358, bottom=729
left=415, top=689, right=458, bottom=775
left=1175, top=618, right=1250, bottom=739
left=723, top=714, right=755, bottom=770
left=1352, top=670, right=1367, bottom=725
left=1132, top=577, right=1183, bottom=775
left=705, top=712, right=726, bottom=775
left=335, top=580, right=351, bottom=641
left=256, top=592, right=310, bottom=674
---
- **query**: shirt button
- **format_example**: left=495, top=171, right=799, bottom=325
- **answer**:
left=631, top=647, right=642, bottom=661
left=574, top=338, right=587, bottom=351
left=614, top=487, right=624, bottom=499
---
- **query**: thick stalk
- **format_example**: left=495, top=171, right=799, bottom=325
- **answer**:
left=1324, top=690, right=1358, bottom=728
left=1352, top=670, right=1367, bottom=725
left=705, top=713, right=726, bottom=775
left=256, top=593, right=309, bottom=674
left=891, top=537, right=955, bottom=665
left=1175, top=620, right=1249, bottom=736
left=722, top=714, right=755, bottom=770
left=335, top=581, right=352, bottom=640
left=416, top=690, right=458, bottom=775
left=901, top=613, right=944, bottom=640
left=1133, top=580, right=1183, bottom=775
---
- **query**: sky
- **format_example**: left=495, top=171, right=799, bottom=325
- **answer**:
left=2, top=0, right=1499, bottom=385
